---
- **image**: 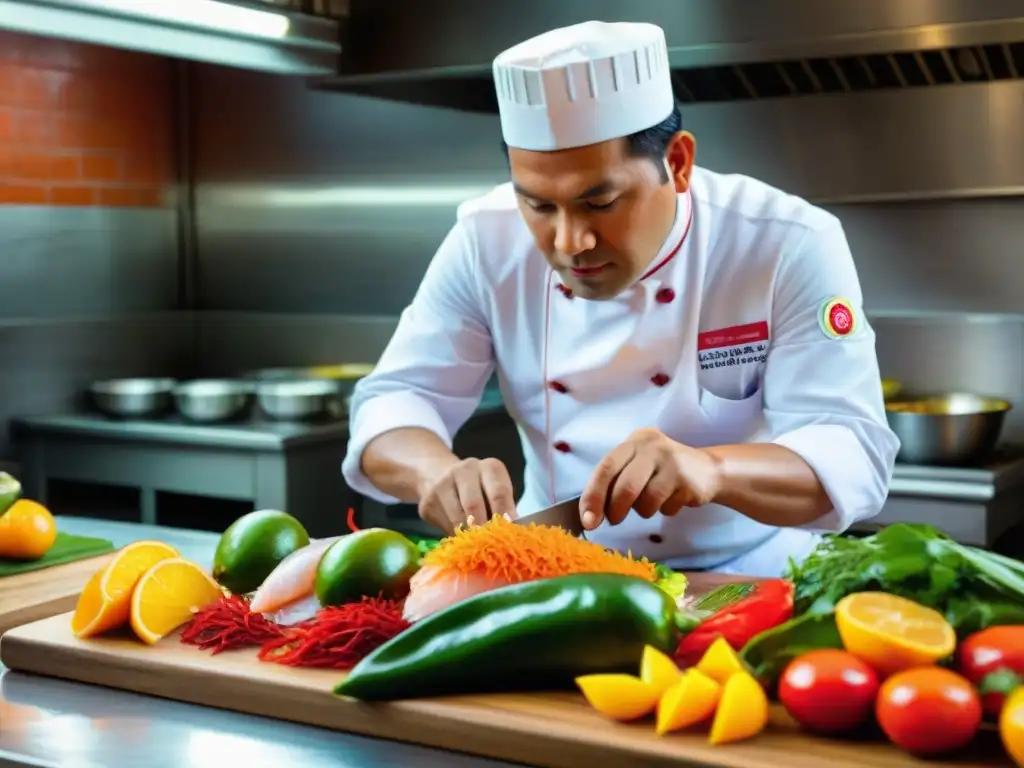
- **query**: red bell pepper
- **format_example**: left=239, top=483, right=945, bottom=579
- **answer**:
left=674, top=578, right=795, bottom=667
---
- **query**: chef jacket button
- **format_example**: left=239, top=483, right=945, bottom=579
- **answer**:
left=655, top=287, right=675, bottom=304
left=549, top=380, right=568, bottom=394
left=553, top=440, right=572, bottom=453
left=650, top=372, right=671, bottom=387
left=649, top=534, right=664, bottom=544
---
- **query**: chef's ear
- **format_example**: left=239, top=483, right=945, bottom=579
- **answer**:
left=665, top=131, right=696, bottom=193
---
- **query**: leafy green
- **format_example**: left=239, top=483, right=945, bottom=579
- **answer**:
left=740, top=612, right=843, bottom=685
left=653, top=564, right=689, bottom=601
left=786, top=523, right=1024, bottom=637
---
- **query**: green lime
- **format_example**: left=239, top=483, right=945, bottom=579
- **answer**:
left=315, top=528, right=420, bottom=606
left=212, top=509, right=310, bottom=595
left=0, top=472, right=22, bottom=517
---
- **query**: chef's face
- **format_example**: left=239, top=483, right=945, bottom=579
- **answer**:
left=508, top=131, right=695, bottom=300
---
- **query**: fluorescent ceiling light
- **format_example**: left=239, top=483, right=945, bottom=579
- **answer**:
left=78, top=0, right=291, bottom=39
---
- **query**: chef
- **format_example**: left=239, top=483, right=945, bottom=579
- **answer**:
left=341, top=20, right=900, bottom=577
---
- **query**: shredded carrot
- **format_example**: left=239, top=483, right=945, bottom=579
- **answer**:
left=422, top=514, right=657, bottom=583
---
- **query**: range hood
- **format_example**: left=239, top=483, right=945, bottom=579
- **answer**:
left=317, top=0, right=1024, bottom=109
left=0, top=0, right=342, bottom=75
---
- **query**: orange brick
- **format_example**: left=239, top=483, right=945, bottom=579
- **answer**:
left=51, top=186, right=96, bottom=205
left=134, top=186, right=166, bottom=208
left=12, top=67, right=58, bottom=108
left=0, top=184, right=49, bottom=204
left=122, top=152, right=166, bottom=185
left=81, top=153, right=119, bottom=181
left=9, top=152, right=77, bottom=181
left=13, top=112, right=58, bottom=146
left=0, top=30, right=173, bottom=209
left=97, top=187, right=140, bottom=207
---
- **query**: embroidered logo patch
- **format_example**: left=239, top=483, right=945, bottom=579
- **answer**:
left=819, top=297, right=856, bottom=339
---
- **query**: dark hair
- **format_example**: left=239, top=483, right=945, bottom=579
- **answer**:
left=625, top=103, right=682, bottom=183
left=501, top=102, right=683, bottom=184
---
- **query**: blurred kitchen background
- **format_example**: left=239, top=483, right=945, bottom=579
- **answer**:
left=1, top=1, right=1023, bottom=551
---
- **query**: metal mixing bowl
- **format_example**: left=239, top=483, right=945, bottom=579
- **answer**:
left=173, top=379, right=254, bottom=423
left=256, top=378, right=347, bottom=421
left=885, top=392, right=1012, bottom=465
left=89, top=378, right=177, bottom=419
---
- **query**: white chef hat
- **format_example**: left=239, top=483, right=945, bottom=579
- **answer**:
left=493, top=20, right=675, bottom=152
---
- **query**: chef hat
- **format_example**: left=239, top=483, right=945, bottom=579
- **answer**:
left=493, top=20, right=675, bottom=152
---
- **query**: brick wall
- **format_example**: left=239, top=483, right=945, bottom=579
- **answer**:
left=0, top=31, right=174, bottom=207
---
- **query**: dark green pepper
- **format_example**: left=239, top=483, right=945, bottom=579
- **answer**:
left=335, top=572, right=682, bottom=701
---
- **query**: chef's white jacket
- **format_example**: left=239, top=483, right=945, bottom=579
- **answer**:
left=342, top=166, right=900, bottom=577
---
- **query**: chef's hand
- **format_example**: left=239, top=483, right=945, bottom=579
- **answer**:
left=417, top=457, right=518, bottom=535
left=580, top=428, right=721, bottom=530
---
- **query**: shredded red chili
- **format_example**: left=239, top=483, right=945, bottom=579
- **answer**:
left=346, top=506, right=360, bottom=533
left=180, top=594, right=286, bottom=654
left=258, top=596, right=408, bottom=669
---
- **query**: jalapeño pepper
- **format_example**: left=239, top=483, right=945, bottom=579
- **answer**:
left=335, top=573, right=682, bottom=701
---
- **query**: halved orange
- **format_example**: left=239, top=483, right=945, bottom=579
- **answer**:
left=835, top=591, right=955, bottom=676
left=129, top=557, right=224, bottom=645
left=71, top=540, right=180, bottom=638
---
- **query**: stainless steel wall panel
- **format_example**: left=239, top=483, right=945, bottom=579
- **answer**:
left=826, top=197, right=1024, bottom=314
left=684, top=81, right=1024, bottom=204
left=872, top=314, right=1024, bottom=439
left=194, top=312, right=397, bottom=376
left=0, top=207, right=179, bottom=318
left=0, top=313, right=196, bottom=457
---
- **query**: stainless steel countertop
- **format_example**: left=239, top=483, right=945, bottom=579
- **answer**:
left=0, top=518, right=525, bottom=768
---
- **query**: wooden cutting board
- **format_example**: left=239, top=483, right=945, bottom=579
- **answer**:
left=0, top=578, right=1009, bottom=768
left=0, top=552, right=111, bottom=635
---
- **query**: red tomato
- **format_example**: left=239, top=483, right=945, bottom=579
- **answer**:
left=957, top=626, right=1024, bottom=718
left=876, top=667, right=982, bottom=756
left=778, top=649, right=880, bottom=735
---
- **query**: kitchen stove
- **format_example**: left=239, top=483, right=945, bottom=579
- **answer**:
left=857, top=443, right=1024, bottom=550
left=8, top=388, right=513, bottom=539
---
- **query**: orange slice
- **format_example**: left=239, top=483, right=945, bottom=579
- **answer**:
left=575, top=674, right=660, bottom=721
left=656, top=668, right=722, bottom=735
left=640, top=645, right=682, bottom=697
left=129, top=557, right=224, bottom=645
left=696, top=636, right=746, bottom=685
left=835, top=591, right=955, bottom=676
left=708, top=671, right=769, bottom=745
left=71, top=540, right=180, bottom=638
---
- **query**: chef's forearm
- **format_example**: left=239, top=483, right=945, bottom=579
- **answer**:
left=360, top=428, right=461, bottom=503
left=702, top=443, right=832, bottom=527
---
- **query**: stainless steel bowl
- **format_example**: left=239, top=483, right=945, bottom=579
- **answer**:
left=173, top=379, right=254, bottom=423
left=886, top=392, right=1012, bottom=465
left=256, top=379, right=346, bottom=421
left=89, top=378, right=177, bottom=418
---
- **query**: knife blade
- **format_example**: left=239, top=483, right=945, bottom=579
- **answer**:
left=512, top=495, right=585, bottom=537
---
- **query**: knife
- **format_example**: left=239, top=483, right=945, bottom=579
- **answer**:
left=512, top=495, right=586, bottom=537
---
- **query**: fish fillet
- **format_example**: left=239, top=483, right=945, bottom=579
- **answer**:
left=248, top=536, right=342, bottom=614
left=402, top=564, right=512, bottom=623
